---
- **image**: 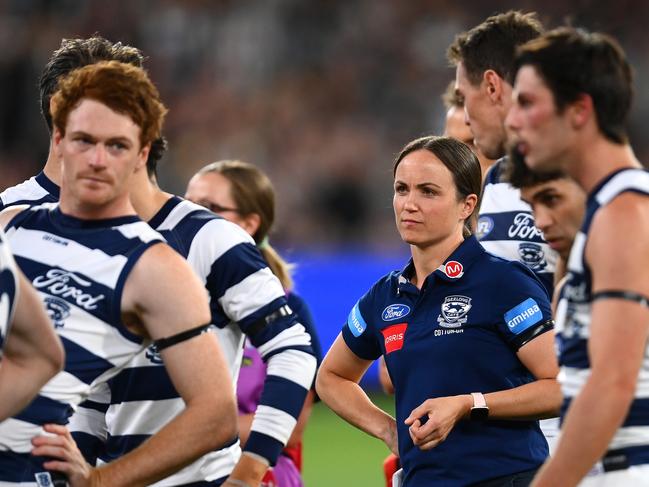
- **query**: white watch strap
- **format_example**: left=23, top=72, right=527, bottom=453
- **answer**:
left=471, top=392, right=487, bottom=408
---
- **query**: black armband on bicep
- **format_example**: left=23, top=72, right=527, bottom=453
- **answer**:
left=245, top=304, right=293, bottom=337
left=512, top=318, right=554, bottom=351
left=592, top=290, right=649, bottom=309
left=153, top=323, right=212, bottom=352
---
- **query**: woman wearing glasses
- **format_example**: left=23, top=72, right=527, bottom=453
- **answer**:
left=186, top=160, right=322, bottom=487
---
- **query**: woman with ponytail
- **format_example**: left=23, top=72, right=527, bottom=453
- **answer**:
left=186, top=160, right=322, bottom=487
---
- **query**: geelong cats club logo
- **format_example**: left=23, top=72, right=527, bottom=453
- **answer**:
left=145, top=343, right=164, bottom=364
left=43, top=297, right=71, bottom=328
left=518, top=243, right=547, bottom=271
left=437, top=295, right=472, bottom=328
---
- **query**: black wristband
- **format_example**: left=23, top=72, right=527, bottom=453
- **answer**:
left=246, top=304, right=293, bottom=337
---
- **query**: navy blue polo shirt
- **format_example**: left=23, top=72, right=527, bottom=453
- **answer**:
left=342, top=236, right=552, bottom=486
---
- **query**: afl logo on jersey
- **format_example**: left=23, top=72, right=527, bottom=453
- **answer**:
left=437, top=295, right=472, bottom=328
left=382, top=304, right=411, bottom=321
left=444, top=261, right=464, bottom=279
left=476, top=216, right=494, bottom=239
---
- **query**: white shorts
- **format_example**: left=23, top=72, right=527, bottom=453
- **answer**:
left=578, top=464, right=649, bottom=486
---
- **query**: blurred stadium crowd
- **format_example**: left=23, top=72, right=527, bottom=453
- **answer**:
left=1, top=0, right=648, bottom=249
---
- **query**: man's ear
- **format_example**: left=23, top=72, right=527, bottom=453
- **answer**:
left=53, top=128, right=64, bottom=157
left=483, top=70, right=505, bottom=104
left=137, top=143, right=150, bottom=171
left=568, top=94, right=594, bottom=130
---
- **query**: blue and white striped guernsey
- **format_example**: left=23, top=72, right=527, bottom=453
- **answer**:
left=0, top=229, right=19, bottom=353
left=477, top=158, right=557, bottom=296
left=70, top=197, right=316, bottom=486
left=556, top=168, right=649, bottom=467
left=0, top=172, right=59, bottom=211
left=0, top=203, right=163, bottom=484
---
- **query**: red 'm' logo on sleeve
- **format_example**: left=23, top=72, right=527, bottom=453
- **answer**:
left=444, top=261, right=464, bottom=278
left=381, top=323, right=408, bottom=353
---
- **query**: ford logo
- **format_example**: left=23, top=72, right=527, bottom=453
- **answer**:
left=382, top=304, right=411, bottom=321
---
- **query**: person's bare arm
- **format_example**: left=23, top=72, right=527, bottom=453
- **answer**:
left=233, top=375, right=316, bottom=487
left=0, top=269, right=64, bottom=421
left=237, top=413, right=254, bottom=447
left=406, top=330, right=560, bottom=450
left=532, top=194, right=649, bottom=487
left=34, top=243, right=238, bottom=486
left=482, top=331, right=560, bottom=419
left=378, top=356, right=395, bottom=395
left=316, top=334, right=397, bottom=455
left=0, top=206, right=28, bottom=230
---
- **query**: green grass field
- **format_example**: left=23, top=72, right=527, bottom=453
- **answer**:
left=303, top=392, right=395, bottom=486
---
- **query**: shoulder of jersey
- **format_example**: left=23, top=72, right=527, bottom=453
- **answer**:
left=478, top=248, right=518, bottom=269
left=4, top=202, right=57, bottom=228
left=188, top=202, right=255, bottom=245
left=368, top=270, right=403, bottom=298
left=115, top=219, right=165, bottom=244
left=14, top=201, right=58, bottom=213
left=177, top=200, right=256, bottom=245
left=0, top=176, right=54, bottom=206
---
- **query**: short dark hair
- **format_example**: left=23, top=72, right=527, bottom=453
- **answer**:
left=393, top=135, right=481, bottom=237
left=514, top=28, right=633, bottom=144
left=52, top=61, right=167, bottom=149
left=40, top=36, right=144, bottom=134
left=504, top=148, right=566, bottom=189
left=448, top=11, right=544, bottom=86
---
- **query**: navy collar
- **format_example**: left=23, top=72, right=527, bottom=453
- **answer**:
left=148, top=195, right=183, bottom=229
left=396, top=236, right=486, bottom=293
left=587, top=167, right=644, bottom=205
left=35, top=171, right=60, bottom=199
left=51, top=206, right=140, bottom=230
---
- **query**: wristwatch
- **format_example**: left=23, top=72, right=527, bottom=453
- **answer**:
left=470, top=392, right=489, bottom=421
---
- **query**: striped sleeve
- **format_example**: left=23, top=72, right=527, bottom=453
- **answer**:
left=187, top=218, right=316, bottom=464
left=244, top=319, right=317, bottom=463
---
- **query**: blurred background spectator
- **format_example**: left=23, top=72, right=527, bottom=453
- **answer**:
left=2, top=5, right=647, bottom=481
left=2, top=0, right=647, bottom=250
